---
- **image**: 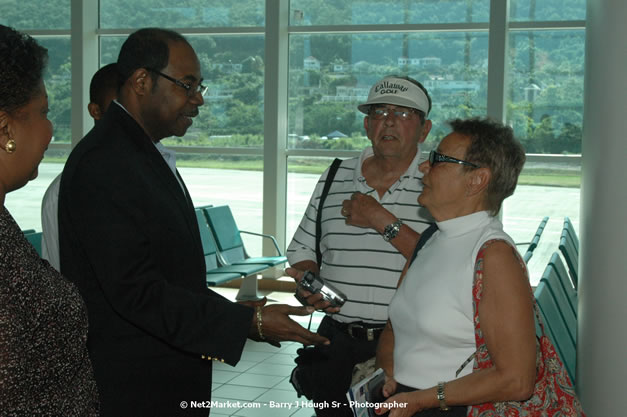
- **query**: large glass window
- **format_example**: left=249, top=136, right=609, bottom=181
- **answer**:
left=5, top=1, right=587, bottom=278
left=288, top=32, right=488, bottom=153
left=289, top=0, right=490, bottom=25
left=100, top=30, right=266, bottom=241
left=178, top=156, right=264, bottom=254
left=40, top=38, right=72, bottom=144
left=510, top=0, right=586, bottom=22
left=101, top=34, right=265, bottom=149
left=0, top=1, right=70, bottom=30
left=99, top=0, right=265, bottom=28
left=503, top=27, right=584, bottom=283
left=507, top=30, right=585, bottom=156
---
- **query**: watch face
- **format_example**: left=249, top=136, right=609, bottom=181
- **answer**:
left=383, top=220, right=402, bottom=241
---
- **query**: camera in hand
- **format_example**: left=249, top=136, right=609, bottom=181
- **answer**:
left=295, top=271, right=347, bottom=308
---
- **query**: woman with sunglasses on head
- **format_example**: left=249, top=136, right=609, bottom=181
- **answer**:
left=0, top=25, right=98, bottom=415
left=375, top=118, right=583, bottom=416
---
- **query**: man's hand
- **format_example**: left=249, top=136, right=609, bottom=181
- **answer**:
left=285, top=267, right=341, bottom=313
left=258, top=304, right=330, bottom=346
left=381, top=375, right=398, bottom=399
left=375, top=390, right=422, bottom=417
left=341, top=192, right=395, bottom=231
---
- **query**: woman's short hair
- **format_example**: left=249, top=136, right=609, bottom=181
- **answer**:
left=450, top=117, right=526, bottom=216
left=0, top=25, right=48, bottom=114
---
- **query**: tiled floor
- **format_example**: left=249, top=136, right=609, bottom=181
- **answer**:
left=208, top=287, right=324, bottom=417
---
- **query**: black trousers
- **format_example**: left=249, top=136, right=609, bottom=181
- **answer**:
left=306, top=316, right=379, bottom=417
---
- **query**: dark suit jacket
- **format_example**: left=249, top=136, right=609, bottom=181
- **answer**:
left=58, top=102, right=253, bottom=417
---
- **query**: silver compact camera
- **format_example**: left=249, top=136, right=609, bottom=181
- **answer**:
left=295, top=271, right=347, bottom=308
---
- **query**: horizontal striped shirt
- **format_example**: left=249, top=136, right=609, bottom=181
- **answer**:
left=287, top=147, right=433, bottom=324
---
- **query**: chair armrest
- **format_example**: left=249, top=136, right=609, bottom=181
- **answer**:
left=239, top=230, right=283, bottom=256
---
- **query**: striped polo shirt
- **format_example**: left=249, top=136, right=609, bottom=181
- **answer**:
left=287, top=147, right=433, bottom=324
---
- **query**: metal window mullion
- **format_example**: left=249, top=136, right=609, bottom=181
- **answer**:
left=487, top=0, right=509, bottom=124
left=71, top=0, right=99, bottom=146
left=261, top=0, right=289, bottom=267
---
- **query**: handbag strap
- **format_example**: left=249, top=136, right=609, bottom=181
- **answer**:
left=457, top=239, right=528, bottom=377
left=409, top=223, right=438, bottom=267
left=316, top=158, right=342, bottom=266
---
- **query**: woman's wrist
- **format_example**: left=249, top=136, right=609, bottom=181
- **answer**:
left=437, top=382, right=450, bottom=411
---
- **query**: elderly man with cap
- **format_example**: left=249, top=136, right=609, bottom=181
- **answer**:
left=286, top=75, right=434, bottom=416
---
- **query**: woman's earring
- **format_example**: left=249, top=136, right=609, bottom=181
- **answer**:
left=5, top=138, right=16, bottom=153
left=1, top=134, right=16, bottom=153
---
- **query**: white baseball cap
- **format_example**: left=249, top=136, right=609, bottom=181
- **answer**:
left=358, top=76, right=430, bottom=116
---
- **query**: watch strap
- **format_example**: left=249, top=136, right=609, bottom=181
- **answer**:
left=437, top=381, right=450, bottom=411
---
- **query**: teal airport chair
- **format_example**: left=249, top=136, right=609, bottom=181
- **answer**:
left=195, top=209, right=267, bottom=287
left=539, top=262, right=577, bottom=346
left=535, top=281, right=577, bottom=383
left=202, top=205, right=287, bottom=268
left=24, top=231, right=43, bottom=257
left=522, top=216, right=549, bottom=263
left=559, top=217, right=579, bottom=289
left=547, top=252, right=578, bottom=318
left=202, top=205, right=287, bottom=300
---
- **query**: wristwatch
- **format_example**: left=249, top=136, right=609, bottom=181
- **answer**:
left=437, top=381, right=450, bottom=411
left=382, top=219, right=403, bottom=242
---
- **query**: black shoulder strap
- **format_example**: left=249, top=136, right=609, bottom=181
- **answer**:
left=316, top=158, right=342, bottom=266
left=409, top=223, right=438, bottom=266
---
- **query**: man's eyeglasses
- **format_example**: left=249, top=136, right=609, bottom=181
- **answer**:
left=429, top=150, right=479, bottom=168
left=369, top=106, right=417, bottom=121
left=146, top=68, right=208, bottom=97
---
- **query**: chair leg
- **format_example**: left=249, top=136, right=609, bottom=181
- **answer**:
left=236, top=274, right=264, bottom=301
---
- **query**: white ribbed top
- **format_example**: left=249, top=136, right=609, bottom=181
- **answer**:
left=389, top=211, right=513, bottom=388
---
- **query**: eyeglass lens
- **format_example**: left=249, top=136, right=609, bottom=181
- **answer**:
left=371, top=108, right=413, bottom=120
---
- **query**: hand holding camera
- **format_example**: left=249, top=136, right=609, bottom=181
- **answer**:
left=292, top=270, right=347, bottom=312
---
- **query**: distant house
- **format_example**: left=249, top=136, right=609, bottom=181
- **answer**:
left=398, top=56, right=442, bottom=68
left=418, top=56, right=441, bottom=68
left=326, top=130, right=347, bottom=139
left=333, top=63, right=349, bottom=72
left=203, top=86, right=234, bottom=101
left=304, top=56, right=320, bottom=70
left=424, top=78, right=480, bottom=94
left=321, top=86, right=369, bottom=103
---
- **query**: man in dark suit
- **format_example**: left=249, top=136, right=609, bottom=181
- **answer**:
left=58, top=28, right=327, bottom=417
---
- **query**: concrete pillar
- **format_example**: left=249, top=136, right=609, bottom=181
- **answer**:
left=578, top=1, right=627, bottom=415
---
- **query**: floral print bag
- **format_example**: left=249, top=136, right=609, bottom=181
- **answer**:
left=467, top=240, right=586, bottom=417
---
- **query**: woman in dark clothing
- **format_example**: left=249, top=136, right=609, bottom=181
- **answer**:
left=0, top=25, right=98, bottom=416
